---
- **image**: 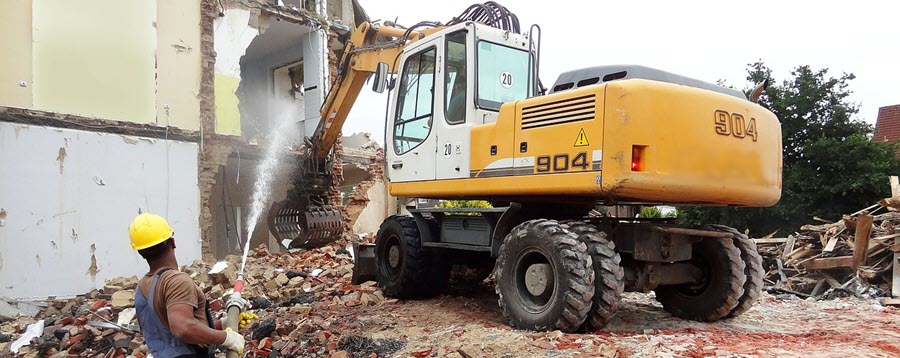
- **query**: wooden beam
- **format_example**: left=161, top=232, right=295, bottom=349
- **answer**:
left=852, top=203, right=881, bottom=216
left=801, top=256, right=854, bottom=270
left=891, top=176, right=899, bottom=197
left=785, top=246, right=813, bottom=266
left=782, top=235, right=796, bottom=259
left=889, top=176, right=900, bottom=298
left=752, top=237, right=789, bottom=244
left=871, top=233, right=900, bottom=242
left=852, top=212, right=874, bottom=272
left=823, top=236, right=839, bottom=252
left=894, top=236, right=900, bottom=298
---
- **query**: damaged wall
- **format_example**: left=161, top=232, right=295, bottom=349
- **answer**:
left=213, top=2, right=331, bottom=142
left=0, top=122, right=201, bottom=300
left=33, top=0, right=157, bottom=124
left=156, top=0, right=203, bottom=131
left=213, top=8, right=260, bottom=136
left=0, top=0, right=33, bottom=109
left=0, top=0, right=202, bottom=131
left=209, top=153, right=294, bottom=259
left=340, top=133, right=398, bottom=236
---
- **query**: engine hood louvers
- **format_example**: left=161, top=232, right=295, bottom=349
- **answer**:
left=521, top=94, right=596, bottom=129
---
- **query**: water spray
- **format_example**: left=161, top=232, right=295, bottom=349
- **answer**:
left=224, top=102, right=299, bottom=357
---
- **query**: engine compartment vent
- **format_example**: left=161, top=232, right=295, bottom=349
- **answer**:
left=521, top=94, right=595, bottom=130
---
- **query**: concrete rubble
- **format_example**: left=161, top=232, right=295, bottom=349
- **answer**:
left=1, top=234, right=899, bottom=357
left=0, top=238, right=395, bottom=358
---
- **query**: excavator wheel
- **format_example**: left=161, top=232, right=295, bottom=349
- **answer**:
left=710, top=225, right=764, bottom=318
left=375, top=215, right=449, bottom=298
left=561, top=221, right=624, bottom=331
left=654, top=237, right=746, bottom=322
left=495, top=219, right=594, bottom=333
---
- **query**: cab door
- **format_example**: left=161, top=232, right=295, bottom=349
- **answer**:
left=386, top=40, right=439, bottom=182
left=435, top=28, right=473, bottom=180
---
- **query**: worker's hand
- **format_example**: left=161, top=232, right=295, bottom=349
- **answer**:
left=238, top=312, right=259, bottom=330
left=221, top=328, right=245, bottom=353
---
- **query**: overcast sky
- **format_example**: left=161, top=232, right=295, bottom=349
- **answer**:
left=343, top=0, right=899, bottom=143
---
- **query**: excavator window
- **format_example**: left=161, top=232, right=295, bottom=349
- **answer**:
left=393, top=47, right=437, bottom=155
left=476, top=41, right=531, bottom=111
left=444, top=30, right=467, bottom=125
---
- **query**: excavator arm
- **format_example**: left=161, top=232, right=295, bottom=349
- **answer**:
left=312, top=23, right=429, bottom=158
left=268, top=21, right=436, bottom=249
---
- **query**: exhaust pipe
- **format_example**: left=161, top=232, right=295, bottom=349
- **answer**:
left=749, top=78, right=769, bottom=103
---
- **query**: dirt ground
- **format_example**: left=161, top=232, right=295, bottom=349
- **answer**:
left=5, top=244, right=898, bottom=358
left=327, top=287, right=900, bottom=358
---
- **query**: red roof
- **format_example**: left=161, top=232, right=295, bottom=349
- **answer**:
left=874, top=104, right=900, bottom=142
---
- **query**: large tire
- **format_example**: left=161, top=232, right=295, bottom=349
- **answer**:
left=561, top=221, right=624, bottom=331
left=495, top=219, right=594, bottom=332
left=375, top=215, right=449, bottom=298
left=711, top=225, right=764, bottom=318
left=655, top=237, right=746, bottom=322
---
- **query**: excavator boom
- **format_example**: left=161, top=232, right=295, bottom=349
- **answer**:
left=268, top=21, right=438, bottom=249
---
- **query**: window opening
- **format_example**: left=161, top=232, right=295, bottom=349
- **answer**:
left=393, top=47, right=437, bottom=155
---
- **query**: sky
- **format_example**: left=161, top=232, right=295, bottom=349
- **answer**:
left=343, top=0, right=900, bottom=143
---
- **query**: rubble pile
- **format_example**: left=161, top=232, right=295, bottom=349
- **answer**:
left=1, top=241, right=402, bottom=358
left=755, top=203, right=899, bottom=301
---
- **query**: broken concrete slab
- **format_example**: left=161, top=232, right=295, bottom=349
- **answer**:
left=110, top=290, right=134, bottom=309
left=0, top=300, right=22, bottom=321
left=275, top=273, right=289, bottom=286
left=15, top=302, right=43, bottom=317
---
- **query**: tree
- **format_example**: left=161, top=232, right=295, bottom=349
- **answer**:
left=681, top=62, right=900, bottom=236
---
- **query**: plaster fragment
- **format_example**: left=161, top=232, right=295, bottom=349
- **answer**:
left=87, top=244, right=99, bottom=277
left=56, top=147, right=67, bottom=174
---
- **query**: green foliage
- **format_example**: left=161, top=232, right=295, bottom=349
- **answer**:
left=437, top=200, right=492, bottom=216
left=638, top=206, right=678, bottom=219
left=681, top=62, right=900, bottom=236
left=639, top=206, right=663, bottom=218
left=437, top=200, right=493, bottom=209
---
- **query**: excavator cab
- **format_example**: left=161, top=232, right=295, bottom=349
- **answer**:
left=268, top=13, right=539, bottom=250
left=386, top=22, right=537, bottom=183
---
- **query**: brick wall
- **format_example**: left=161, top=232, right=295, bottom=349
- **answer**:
left=198, top=0, right=232, bottom=260
left=873, top=104, right=900, bottom=142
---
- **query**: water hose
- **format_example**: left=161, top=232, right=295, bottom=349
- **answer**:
left=224, top=274, right=248, bottom=358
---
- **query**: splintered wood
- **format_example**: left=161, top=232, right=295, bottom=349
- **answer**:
left=756, top=198, right=899, bottom=299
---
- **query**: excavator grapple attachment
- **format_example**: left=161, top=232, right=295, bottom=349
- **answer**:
left=268, top=201, right=343, bottom=250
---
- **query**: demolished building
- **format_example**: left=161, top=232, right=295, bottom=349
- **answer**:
left=0, top=0, right=395, bottom=300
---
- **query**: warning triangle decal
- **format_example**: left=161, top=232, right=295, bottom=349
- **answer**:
left=574, top=128, right=589, bottom=147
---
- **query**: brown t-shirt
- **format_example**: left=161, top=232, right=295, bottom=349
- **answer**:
left=137, top=268, right=207, bottom=331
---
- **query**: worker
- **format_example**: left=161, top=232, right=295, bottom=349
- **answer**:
left=129, top=213, right=250, bottom=357
left=446, top=73, right=467, bottom=124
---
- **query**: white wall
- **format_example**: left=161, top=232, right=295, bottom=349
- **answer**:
left=0, top=122, right=201, bottom=300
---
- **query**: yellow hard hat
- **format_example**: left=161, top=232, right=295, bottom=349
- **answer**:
left=129, top=213, right=174, bottom=251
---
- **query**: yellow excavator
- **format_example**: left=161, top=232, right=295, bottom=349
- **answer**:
left=268, top=2, right=781, bottom=332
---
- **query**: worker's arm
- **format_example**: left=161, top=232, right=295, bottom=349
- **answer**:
left=167, top=303, right=226, bottom=345
left=157, top=272, right=234, bottom=346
